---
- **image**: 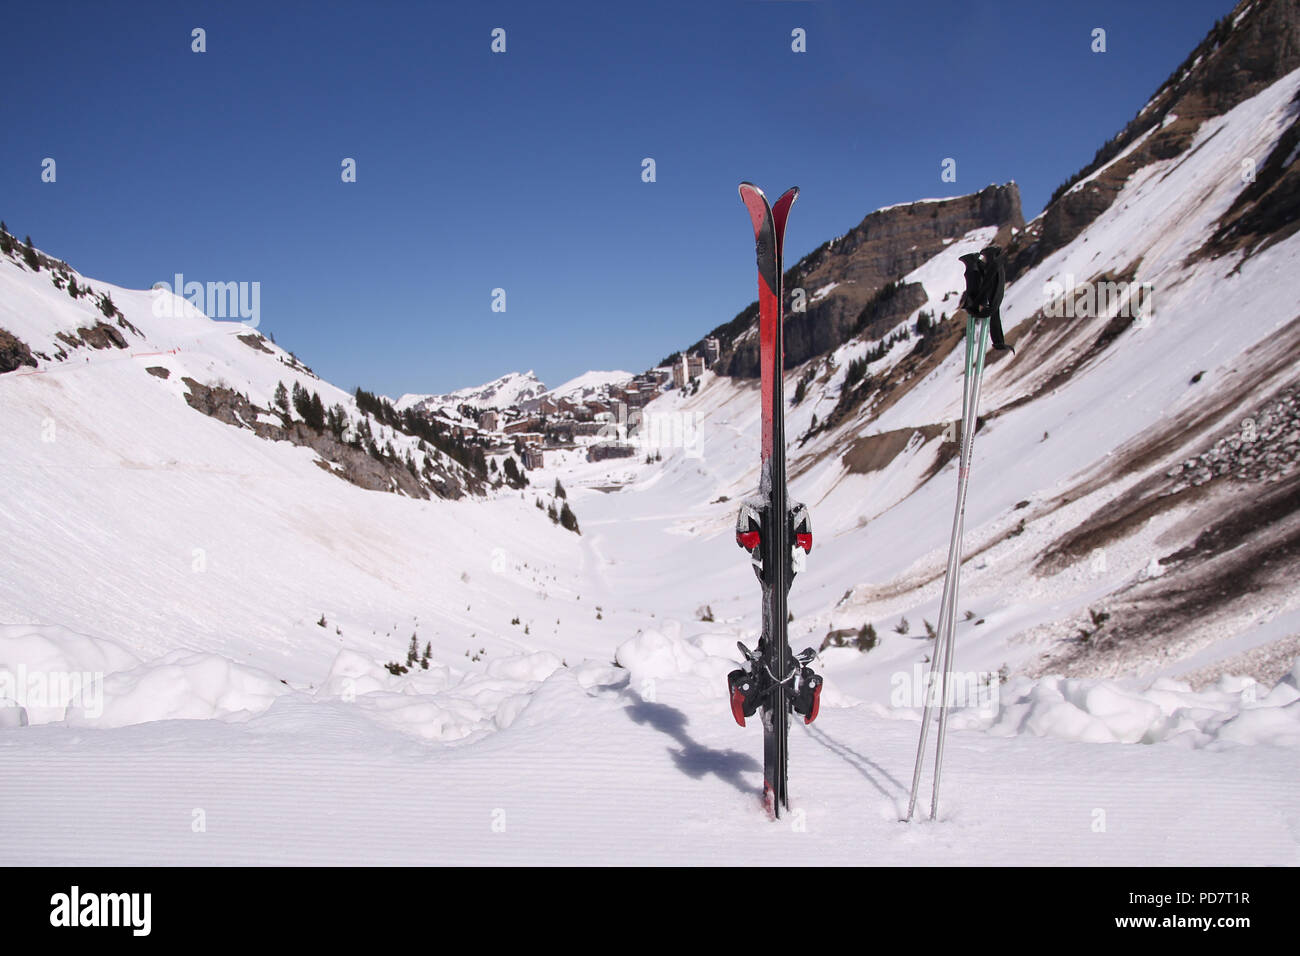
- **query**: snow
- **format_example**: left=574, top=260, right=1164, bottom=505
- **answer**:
left=544, top=370, right=634, bottom=400
left=0, top=623, right=139, bottom=723
left=397, top=369, right=547, bottom=413
left=874, top=194, right=973, bottom=213
left=953, top=664, right=1300, bottom=747
left=1, top=58, right=1299, bottom=865
left=614, top=624, right=736, bottom=689
left=74, top=651, right=286, bottom=728
left=2, top=649, right=1297, bottom=864
left=873, top=185, right=1017, bottom=216
left=1065, top=124, right=1163, bottom=198
left=809, top=281, right=839, bottom=303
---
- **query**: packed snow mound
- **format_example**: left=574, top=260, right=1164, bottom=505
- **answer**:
left=317, top=647, right=455, bottom=697
left=0, top=624, right=141, bottom=724
left=0, top=623, right=141, bottom=676
left=485, top=650, right=564, bottom=682
left=0, top=634, right=607, bottom=741
left=615, top=625, right=736, bottom=690
left=946, top=658, right=1300, bottom=748
left=68, top=651, right=287, bottom=727
left=312, top=647, right=580, bottom=742
left=0, top=624, right=285, bottom=727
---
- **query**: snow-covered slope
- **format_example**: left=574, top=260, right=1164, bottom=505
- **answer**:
left=396, top=370, right=546, bottom=414
left=1, top=1, right=1298, bottom=866
left=643, top=61, right=1300, bottom=698
left=396, top=367, right=636, bottom=418
left=0, top=246, right=606, bottom=682
left=544, top=369, right=634, bottom=402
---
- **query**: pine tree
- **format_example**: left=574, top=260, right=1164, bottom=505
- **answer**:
left=407, top=635, right=419, bottom=666
left=554, top=478, right=566, bottom=499
left=503, top=456, right=523, bottom=487
left=327, top=403, right=346, bottom=438
left=559, top=502, right=580, bottom=535
left=857, top=623, right=878, bottom=652
left=274, top=381, right=289, bottom=414
left=22, top=236, right=39, bottom=271
left=306, top=391, right=326, bottom=430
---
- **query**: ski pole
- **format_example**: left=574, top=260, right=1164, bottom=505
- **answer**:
left=929, top=314, right=989, bottom=820
left=905, top=244, right=1007, bottom=823
left=905, top=314, right=975, bottom=819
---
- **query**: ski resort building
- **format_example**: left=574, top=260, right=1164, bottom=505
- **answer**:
left=672, top=358, right=687, bottom=389
left=704, top=338, right=720, bottom=366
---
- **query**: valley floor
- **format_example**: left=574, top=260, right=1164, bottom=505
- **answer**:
left=2, top=474, right=1297, bottom=866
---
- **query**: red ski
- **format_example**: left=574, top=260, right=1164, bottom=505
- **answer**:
left=727, top=183, right=822, bottom=818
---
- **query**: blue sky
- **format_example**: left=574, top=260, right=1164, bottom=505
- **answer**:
left=1, top=0, right=1234, bottom=396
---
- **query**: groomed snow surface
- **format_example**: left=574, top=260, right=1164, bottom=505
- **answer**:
left=2, top=619, right=1297, bottom=864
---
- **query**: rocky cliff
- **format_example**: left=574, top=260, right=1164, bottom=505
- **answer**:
left=1007, top=0, right=1300, bottom=280
left=704, top=183, right=1023, bottom=378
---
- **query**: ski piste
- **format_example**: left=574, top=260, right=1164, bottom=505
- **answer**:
left=905, top=244, right=1009, bottom=822
left=728, top=182, right=822, bottom=818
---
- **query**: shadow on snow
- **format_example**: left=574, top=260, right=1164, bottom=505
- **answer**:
left=800, top=722, right=907, bottom=801
left=622, top=698, right=760, bottom=796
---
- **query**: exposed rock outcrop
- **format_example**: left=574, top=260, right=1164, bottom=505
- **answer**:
left=714, top=183, right=1023, bottom=377
left=1165, top=384, right=1300, bottom=491
left=1008, top=0, right=1300, bottom=280
left=181, top=377, right=470, bottom=500
left=0, top=328, right=37, bottom=373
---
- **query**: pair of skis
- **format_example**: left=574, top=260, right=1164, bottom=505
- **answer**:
left=906, top=245, right=1008, bottom=822
left=727, top=187, right=1007, bottom=822
left=728, top=183, right=822, bottom=819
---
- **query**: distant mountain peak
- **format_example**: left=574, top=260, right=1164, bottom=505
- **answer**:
left=544, top=370, right=634, bottom=401
left=396, top=370, right=547, bottom=414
